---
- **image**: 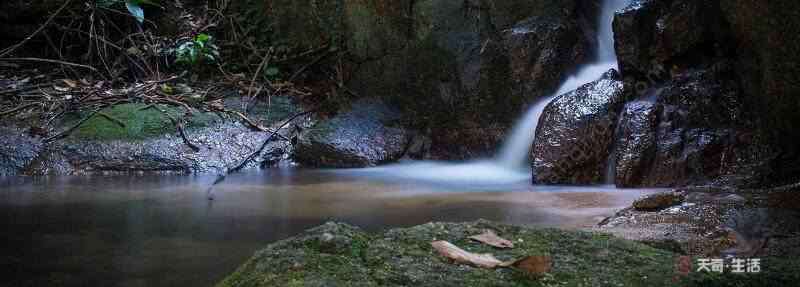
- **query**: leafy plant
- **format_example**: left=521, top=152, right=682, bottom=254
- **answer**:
left=174, top=33, right=221, bottom=68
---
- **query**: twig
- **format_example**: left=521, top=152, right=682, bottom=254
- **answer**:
left=0, top=58, right=98, bottom=72
left=288, top=48, right=335, bottom=83
left=44, top=108, right=104, bottom=143
left=206, top=109, right=313, bottom=199
left=0, top=84, right=51, bottom=96
left=213, top=107, right=291, bottom=141
left=0, top=0, right=73, bottom=58
left=151, top=105, right=200, bottom=152
left=97, top=112, right=126, bottom=128
left=247, top=49, right=273, bottom=100
left=0, top=103, right=39, bottom=117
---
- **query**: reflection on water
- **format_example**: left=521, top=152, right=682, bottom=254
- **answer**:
left=0, top=169, right=663, bottom=287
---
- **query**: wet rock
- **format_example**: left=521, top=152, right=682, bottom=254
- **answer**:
left=632, top=191, right=685, bottom=211
left=612, top=0, right=800, bottom=187
left=0, top=127, right=42, bottom=176
left=609, top=58, right=774, bottom=187
left=614, top=101, right=659, bottom=187
left=531, top=69, right=624, bottom=184
left=12, top=97, right=306, bottom=175
left=294, top=100, right=409, bottom=168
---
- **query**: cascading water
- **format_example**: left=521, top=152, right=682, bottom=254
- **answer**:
left=342, top=0, right=630, bottom=186
left=496, top=0, right=631, bottom=170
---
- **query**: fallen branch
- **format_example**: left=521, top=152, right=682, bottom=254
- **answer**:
left=0, top=58, right=98, bottom=72
left=96, top=112, right=126, bottom=128
left=151, top=105, right=200, bottom=152
left=0, top=0, right=73, bottom=57
left=206, top=109, right=313, bottom=199
left=0, top=103, right=39, bottom=117
left=44, top=108, right=104, bottom=143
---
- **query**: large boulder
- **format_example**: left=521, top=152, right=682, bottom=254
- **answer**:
left=294, top=100, right=409, bottom=168
left=612, top=0, right=800, bottom=187
left=4, top=97, right=305, bottom=175
left=531, top=69, right=624, bottom=184
left=614, top=65, right=763, bottom=187
left=229, top=0, right=599, bottom=159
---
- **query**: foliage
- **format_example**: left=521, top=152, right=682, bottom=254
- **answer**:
left=174, top=33, right=221, bottom=69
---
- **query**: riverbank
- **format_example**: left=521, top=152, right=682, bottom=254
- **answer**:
left=217, top=220, right=799, bottom=287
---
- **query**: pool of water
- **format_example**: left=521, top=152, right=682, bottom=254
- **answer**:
left=0, top=168, right=662, bottom=287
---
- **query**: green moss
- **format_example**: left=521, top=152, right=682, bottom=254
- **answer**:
left=66, top=103, right=216, bottom=141
left=218, top=221, right=800, bottom=286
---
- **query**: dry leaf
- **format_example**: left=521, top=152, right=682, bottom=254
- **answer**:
left=53, top=85, right=69, bottom=92
left=469, top=229, right=514, bottom=249
left=62, top=79, right=78, bottom=88
left=431, top=241, right=503, bottom=268
left=500, top=255, right=552, bottom=276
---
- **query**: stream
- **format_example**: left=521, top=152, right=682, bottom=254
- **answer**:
left=0, top=170, right=662, bottom=286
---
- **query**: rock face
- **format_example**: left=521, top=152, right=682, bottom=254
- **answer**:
left=0, top=98, right=305, bottom=176
left=610, top=0, right=798, bottom=187
left=294, top=100, right=409, bottom=168
left=613, top=101, right=659, bottom=187
left=532, top=69, right=624, bottom=184
left=218, top=220, right=681, bottom=287
left=231, top=0, right=600, bottom=158
left=0, top=127, right=42, bottom=176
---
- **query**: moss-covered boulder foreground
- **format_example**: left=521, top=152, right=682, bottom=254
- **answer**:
left=217, top=220, right=799, bottom=287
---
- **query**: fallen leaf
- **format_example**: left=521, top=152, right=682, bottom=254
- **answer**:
left=431, top=241, right=503, bottom=268
left=53, top=85, right=69, bottom=92
left=62, top=79, right=78, bottom=88
left=469, top=229, right=514, bottom=248
left=500, top=255, right=552, bottom=276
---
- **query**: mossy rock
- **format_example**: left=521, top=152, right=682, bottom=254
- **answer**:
left=65, top=103, right=217, bottom=141
left=218, top=220, right=793, bottom=286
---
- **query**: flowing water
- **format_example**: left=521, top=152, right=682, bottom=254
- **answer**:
left=0, top=172, right=661, bottom=286
left=376, top=0, right=631, bottom=183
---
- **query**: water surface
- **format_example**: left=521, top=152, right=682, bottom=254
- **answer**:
left=1, top=169, right=661, bottom=287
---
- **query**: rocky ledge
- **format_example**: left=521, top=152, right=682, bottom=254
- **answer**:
left=0, top=96, right=309, bottom=175
left=217, top=220, right=797, bottom=287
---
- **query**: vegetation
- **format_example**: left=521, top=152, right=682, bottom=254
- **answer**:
left=218, top=221, right=800, bottom=287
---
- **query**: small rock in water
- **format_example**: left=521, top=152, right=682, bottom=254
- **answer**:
left=633, top=191, right=685, bottom=211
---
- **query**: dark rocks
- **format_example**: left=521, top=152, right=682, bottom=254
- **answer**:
left=632, top=191, right=685, bottom=211
left=532, top=69, right=624, bottom=184
left=0, top=127, right=42, bottom=176
left=294, top=100, right=409, bottom=168
left=614, top=101, right=659, bottom=187
left=231, top=0, right=599, bottom=158
left=609, top=0, right=798, bottom=187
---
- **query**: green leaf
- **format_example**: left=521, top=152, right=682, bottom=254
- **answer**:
left=196, top=33, right=210, bottom=43
left=125, top=1, right=145, bottom=23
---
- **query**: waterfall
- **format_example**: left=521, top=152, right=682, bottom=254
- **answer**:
left=343, top=0, right=631, bottom=186
left=495, top=0, right=630, bottom=169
